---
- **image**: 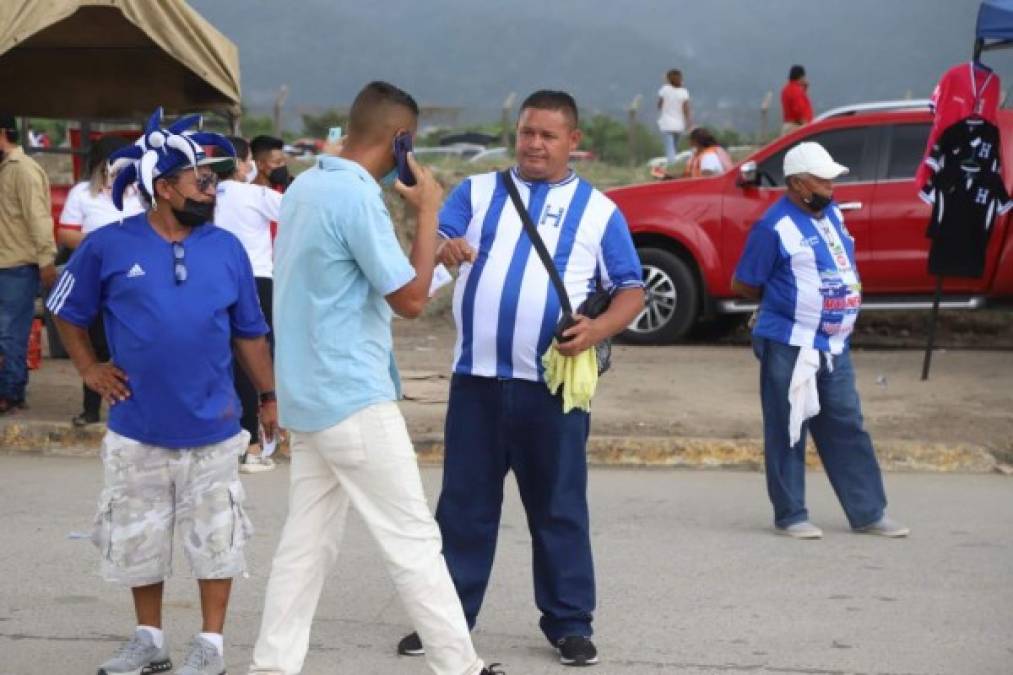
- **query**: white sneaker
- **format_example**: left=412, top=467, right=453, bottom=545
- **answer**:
left=776, top=521, right=824, bottom=539
left=240, top=453, right=276, bottom=473
left=854, top=515, right=910, bottom=537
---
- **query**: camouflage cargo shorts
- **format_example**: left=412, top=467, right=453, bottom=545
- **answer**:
left=91, top=430, right=254, bottom=587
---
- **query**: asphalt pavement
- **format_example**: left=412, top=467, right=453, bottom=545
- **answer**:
left=2, top=455, right=1011, bottom=674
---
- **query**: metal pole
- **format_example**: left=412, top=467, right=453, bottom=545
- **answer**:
left=273, top=85, right=289, bottom=137
left=627, top=94, right=642, bottom=166
left=760, top=91, right=773, bottom=142
left=920, top=275, right=944, bottom=381
left=19, top=116, right=30, bottom=153
left=501, top=92, right=516, bottom=151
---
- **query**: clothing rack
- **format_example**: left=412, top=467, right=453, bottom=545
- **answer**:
left=921, top=0, right=1013, bottom=379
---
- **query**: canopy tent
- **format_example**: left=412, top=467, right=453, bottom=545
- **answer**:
left=975, top=0, right=1013, bottom=58
left=0, top=0, right=240, bottom=120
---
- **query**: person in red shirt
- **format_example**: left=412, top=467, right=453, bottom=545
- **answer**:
left=781, top=64, right=814, bottom=135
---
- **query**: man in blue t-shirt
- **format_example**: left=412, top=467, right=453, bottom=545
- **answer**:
left=48, top=108, right=276, bottom=675
left=732, top=142, right=908, bottom=541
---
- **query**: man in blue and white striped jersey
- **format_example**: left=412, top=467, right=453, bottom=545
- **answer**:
left=732, top=142, right=908, bottom=542
left=397, top=91, right=645, bottom=668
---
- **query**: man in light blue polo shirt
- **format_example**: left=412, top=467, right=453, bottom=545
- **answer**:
left=249, top=82, right=498, bottom=675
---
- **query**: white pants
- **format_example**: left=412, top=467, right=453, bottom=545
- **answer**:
left=249, top=402, right=483, bottom=675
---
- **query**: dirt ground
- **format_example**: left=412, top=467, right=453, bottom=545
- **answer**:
left=15, top=311, right=1013, bottom=462
left=393, top=313, right=1013, bottom=456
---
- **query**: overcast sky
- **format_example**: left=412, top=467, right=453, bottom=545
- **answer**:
left=189, top=0, right=1009, bottom=129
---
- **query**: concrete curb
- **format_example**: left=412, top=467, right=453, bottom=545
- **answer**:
left=3, top=419, right=1002, bottom=473
left=415, top=434, right=1000, bottom=473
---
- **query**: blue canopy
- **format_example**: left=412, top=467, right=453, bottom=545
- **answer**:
left=977, top=0, right=1013, bottom=50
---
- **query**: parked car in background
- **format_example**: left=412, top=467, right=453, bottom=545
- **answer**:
left=470, top=146, right=508, bottom=163
left=414, top=143, right=485, bottom=160
left=468, top=147, right=598, bottom=164
left=608, top=100, right=1013, bottom=343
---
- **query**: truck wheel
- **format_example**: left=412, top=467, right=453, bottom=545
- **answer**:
left=621, top=248, right=699, bottom=344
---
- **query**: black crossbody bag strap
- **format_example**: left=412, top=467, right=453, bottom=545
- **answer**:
left=500, top=169, right=573, bottom=316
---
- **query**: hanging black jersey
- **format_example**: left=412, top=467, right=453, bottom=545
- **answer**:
left=919, top=118, right=1011, bottom=278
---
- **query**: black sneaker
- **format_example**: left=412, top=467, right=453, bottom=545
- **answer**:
left=396, top=631, right=424, bottom=656
left=481, top=664, right=505, bottom=674
left=556, top=636, right=598, bottom=666
left=72, top=410, right=100, bottom=427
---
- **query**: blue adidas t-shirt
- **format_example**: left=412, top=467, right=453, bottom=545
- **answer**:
left=47, top=212, right=269, bottom=448
left=734, top=196, right=862, bottom=355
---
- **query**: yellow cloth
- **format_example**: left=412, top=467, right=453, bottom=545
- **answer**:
left=542, top=341, right=599, bottom=413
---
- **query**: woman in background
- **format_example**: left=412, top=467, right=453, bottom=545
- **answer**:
left=57, top=135, right=144, bottom=426
left=657, top=69, right=692, bottom=167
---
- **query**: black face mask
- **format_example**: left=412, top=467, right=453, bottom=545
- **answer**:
left=805, top=191, right=833, bottom=212
left=268, top=166, right=291, bottom=187
left=172, top=198, right=216, bottom=228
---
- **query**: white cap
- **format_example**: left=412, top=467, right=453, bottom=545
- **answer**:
left=783, top=142, right=849, bottom=180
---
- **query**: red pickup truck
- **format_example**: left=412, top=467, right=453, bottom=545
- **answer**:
left=608, top=101, right=1013, bottom=344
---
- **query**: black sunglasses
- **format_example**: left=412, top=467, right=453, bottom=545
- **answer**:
left=166, top=169, right=219, bottom=194
left=172, top=241, right=187, bottom=284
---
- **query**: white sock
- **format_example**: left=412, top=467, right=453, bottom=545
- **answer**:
left=198, top=632, right=224, bottom=655
left=136, top=625, right=164, bottom=649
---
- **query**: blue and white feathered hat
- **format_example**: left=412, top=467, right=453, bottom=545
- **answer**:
left=107, top=106, right=235, bottom=211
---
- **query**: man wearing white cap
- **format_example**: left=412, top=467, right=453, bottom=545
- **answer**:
left=731, top=142, right=908, bottom=540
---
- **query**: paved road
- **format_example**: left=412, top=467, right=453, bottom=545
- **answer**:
left=1, top=455, right=1011, bottom=674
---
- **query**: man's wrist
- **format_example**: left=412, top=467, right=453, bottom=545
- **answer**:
left=589, top=319, right=609, bottom=345
left=258, top=390, right=277, bottom=405
left=417, top=207, right=439, bottom=227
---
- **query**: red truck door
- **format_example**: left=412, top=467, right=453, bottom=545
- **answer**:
left=869, top=121, right=1000, bottom=293
left=722, top=125, right=876, bottom=291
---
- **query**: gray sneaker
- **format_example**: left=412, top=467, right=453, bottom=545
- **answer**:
left=97, top=629, right=172, bottom=674
left=775, top=521, right=824, bottom=539
left=855, top=515, right=910, bottom=537
left=175, top=636, right=225, bottom=675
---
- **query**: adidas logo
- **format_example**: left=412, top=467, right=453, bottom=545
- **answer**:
left=127, top=263, right=146, bottom=278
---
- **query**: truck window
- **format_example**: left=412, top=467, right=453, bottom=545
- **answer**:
left=885, top=123, right=931, bottom=179
left=757, top=127, right=871, bottom=186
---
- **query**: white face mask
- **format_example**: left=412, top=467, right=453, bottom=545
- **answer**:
left=245, top=161, right=258, bottom=183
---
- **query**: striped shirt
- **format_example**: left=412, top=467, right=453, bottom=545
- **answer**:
left=735, top=196, right=861, bottom=355
left=439, top=168, right=643, bottom=382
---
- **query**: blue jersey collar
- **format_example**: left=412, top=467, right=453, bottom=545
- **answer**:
left=510, top=166, right=578, bottom=188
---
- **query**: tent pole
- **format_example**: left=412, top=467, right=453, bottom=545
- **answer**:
left=920, top=275, right=944, bottom=381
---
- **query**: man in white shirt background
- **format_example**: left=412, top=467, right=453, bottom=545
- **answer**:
left=57, top=135, right=145, bottom=426
left=250, top=135, right=292, bottom=191
left=214, top=135, right=283, bottom=472
left=656, top=68, right=692, bottom=167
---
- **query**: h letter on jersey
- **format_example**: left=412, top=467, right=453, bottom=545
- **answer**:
left=541, top=205, right=566, bottom=228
